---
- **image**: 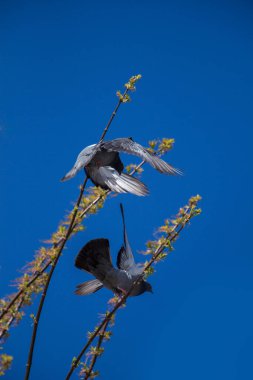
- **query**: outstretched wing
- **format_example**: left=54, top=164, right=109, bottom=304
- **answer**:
left=75, top=238, right=113, bottom=282
left=117, top=204, right=143, bottom=275
left=102, top=138, right=182, bottom=175
left=61, top=143, right=100, bottom=182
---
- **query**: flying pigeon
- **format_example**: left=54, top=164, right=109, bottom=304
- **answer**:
left=61, top=137, right=182, bottom=196
left=75, top=204, right=152, bottom=297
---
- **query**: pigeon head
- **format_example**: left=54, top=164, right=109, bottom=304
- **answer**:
left=128, top=280, right=153, bottom=296
left=144, top=281, right=153, bottom=294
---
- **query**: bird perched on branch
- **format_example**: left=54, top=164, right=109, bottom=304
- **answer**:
left=75, top=203, right=152, bottom=297
left=61, top=137, right=182, bottom=196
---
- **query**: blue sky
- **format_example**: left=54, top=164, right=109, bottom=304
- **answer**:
left=1, top=1, right=253, bottom=379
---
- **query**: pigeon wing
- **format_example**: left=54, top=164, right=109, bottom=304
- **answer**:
left=102, top=138, right=182, bottom=175
left=75, top=238, right=113, bottom=282
left=117, top=204, right=143, bottom=275
left=117, top=247, right=144, bottom=276
left=61, top=143, right=101, bottom=182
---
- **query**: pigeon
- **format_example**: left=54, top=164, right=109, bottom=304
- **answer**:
left=75, top=204, right=152, bottom=297
left=61, top=137, right=182, bottom=196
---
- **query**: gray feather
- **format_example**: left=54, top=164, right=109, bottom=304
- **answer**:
left=91, top=166, right=149, bottom=196
left=74, top=205, right=153, bottom=297
left=61, top=143, right=99, bottom=182
left=75, top=279, right=103, bottom=296
left=102, top=138, right=182, bottom=175
left=117, top=204, right=144, bottom=275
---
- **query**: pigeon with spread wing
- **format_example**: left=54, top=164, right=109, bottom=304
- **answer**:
left=62, top=137, right=182, bottom=196
left=75, top=204, right=152, bottom=297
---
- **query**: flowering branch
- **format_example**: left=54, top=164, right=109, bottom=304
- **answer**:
left=0, top=136, right=172, bottom=353
left=81, top=319, right=111, bottom=380
left=24, top=175, right=89, bottom=380
left=0, top=296, right=24, bottom=341
left=0, top=74, right=142, bottom=377
left=23, top=75, right=141, bottom=380
left=65, top=195, right=202, bottom=380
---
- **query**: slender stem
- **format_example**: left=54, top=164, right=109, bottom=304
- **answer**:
left=65, top=206, right=194, bottom=380
left=24, top=176, right=88, bottom=380
left=65, top=318, right=111, bottom=380
left=0, top=239, right=66, bottom=322
left=0, top=263, right=49, bottom=321
left=99, top=87, right=128, bottom=142
left=83, top=320, right=110, bottom=380
left=23, top=83, right=131, bottom=380
left=0, top=296, right=24, bottom=340
left=0, top=88, right=130, bottom=324
left=0, top=159, right=143, bottom=324
left=0, top=140, right=145, bottom=325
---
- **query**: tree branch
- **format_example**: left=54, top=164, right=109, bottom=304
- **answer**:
left=23, top=76, right=139, bottom=380
left=0, top=129, right=167, bottom=331
left=0, top=157, right=144, bottom=329
left=83, top=319, right=110, bottom=380
left=24, top=176, right=88, bottom=380
left=0, top=77, right=141, bottom=325
left=23, top=159, right=148, bottom=380
left=0, top=296, right=24, bottom=341
left=65, top=197, right=201, bottom=380
left=0, top=159, right=148, bottom=325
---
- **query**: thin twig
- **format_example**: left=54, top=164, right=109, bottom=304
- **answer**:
left=0, top=263, right=50, bottom=321
left=0, top=160, right=143, bottom=324
left=0, top=88, right=130, bottom=325
left=83, top=320, right=110, bottom=380
left=23, top=83, right=131, bottom=380
left=24, top=176, right=88, bottom=380
left=99, top=88, right=128, bottom=142
left=0, top=238, right=65, bottom=322
left=0, top=296, right=24, bottom=341
left=65, top=206, right=195, bottom=380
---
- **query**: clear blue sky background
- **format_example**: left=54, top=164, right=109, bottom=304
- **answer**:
left=1, top=1, right=253, bottom=379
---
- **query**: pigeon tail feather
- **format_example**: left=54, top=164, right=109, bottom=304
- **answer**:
left=75, top=279, right=103, bottom=296
left=117, top=173, right=149, bottom=196
left=98, top=167, right=149, bottom=196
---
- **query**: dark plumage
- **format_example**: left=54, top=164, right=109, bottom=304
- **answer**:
left=75, top=205, right=152, bottom=297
